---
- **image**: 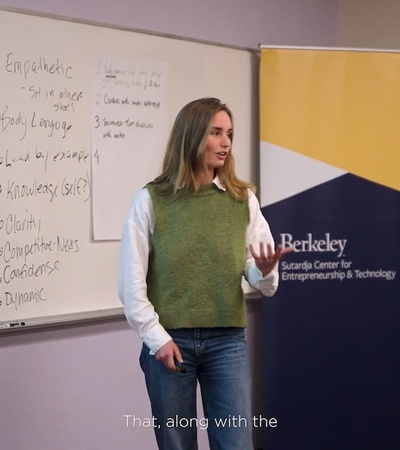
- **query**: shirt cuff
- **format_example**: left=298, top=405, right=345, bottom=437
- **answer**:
left=143, top=324, right=173, bottom=355
left=247, top=263, right=273, bottom=284
left=247, top=263, right=278, bottom=297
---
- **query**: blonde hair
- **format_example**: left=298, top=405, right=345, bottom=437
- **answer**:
left=151, top=97, right=254, bottom=201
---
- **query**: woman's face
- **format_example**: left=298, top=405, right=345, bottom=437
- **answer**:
left=202, top=110, right=232, bottom=181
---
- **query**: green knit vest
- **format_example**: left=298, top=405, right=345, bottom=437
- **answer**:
left=146, top=183, right=249, bottom=329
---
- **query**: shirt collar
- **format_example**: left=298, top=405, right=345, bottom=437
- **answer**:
left=213, top=175, right=226, bottom=191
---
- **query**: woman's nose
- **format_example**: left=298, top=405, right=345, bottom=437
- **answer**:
left=221, top=134, right=231, bottom=147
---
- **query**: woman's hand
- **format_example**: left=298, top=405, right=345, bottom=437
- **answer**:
left=249, top=242, right=293, bottom=277
left=155, top=340, right=183, bottom=371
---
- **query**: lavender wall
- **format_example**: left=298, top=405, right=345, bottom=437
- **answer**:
left=0, top=1, right=338, bottom=449
left=2, top=0, right=337, bottom=49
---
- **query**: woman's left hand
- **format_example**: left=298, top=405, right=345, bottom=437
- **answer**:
left=249, top=242, right=293, bottom=277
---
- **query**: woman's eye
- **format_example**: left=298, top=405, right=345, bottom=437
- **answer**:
left=210, top=129, right=232, bottom=138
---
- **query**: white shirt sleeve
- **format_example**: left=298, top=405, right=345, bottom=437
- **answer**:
left=118, top=188, right=172, bottom=354
left=244, top=189, right=279, bottom=297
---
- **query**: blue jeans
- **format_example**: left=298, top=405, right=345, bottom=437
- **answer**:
left=139, top=327, right=253, bottom=450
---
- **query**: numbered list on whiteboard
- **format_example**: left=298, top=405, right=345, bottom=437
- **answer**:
left=92, top=57, right=168, bottom=240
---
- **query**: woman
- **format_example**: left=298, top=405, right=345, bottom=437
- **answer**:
left=118, top=97, right=291, bottom=450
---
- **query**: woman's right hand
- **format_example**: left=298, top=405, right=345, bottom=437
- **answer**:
left=155, top=340, right=183, bottom=371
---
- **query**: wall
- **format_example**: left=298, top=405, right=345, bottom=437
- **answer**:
left=1, top=0, right=337, bottom=49
left=338, top=0, right=400, bottom=49
left=0, top=1, right=338, bottom=449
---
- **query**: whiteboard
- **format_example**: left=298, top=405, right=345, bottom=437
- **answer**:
left=0, top=8, right=257, bottom=330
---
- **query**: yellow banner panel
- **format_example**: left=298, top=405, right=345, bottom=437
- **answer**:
left=260, top=48, right=400, bottom=191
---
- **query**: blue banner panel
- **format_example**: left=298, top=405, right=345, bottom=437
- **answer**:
left=262, top=174, right=400, bottom=450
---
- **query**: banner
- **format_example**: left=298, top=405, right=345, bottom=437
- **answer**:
left=260, top=48, right=400, bottom=450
